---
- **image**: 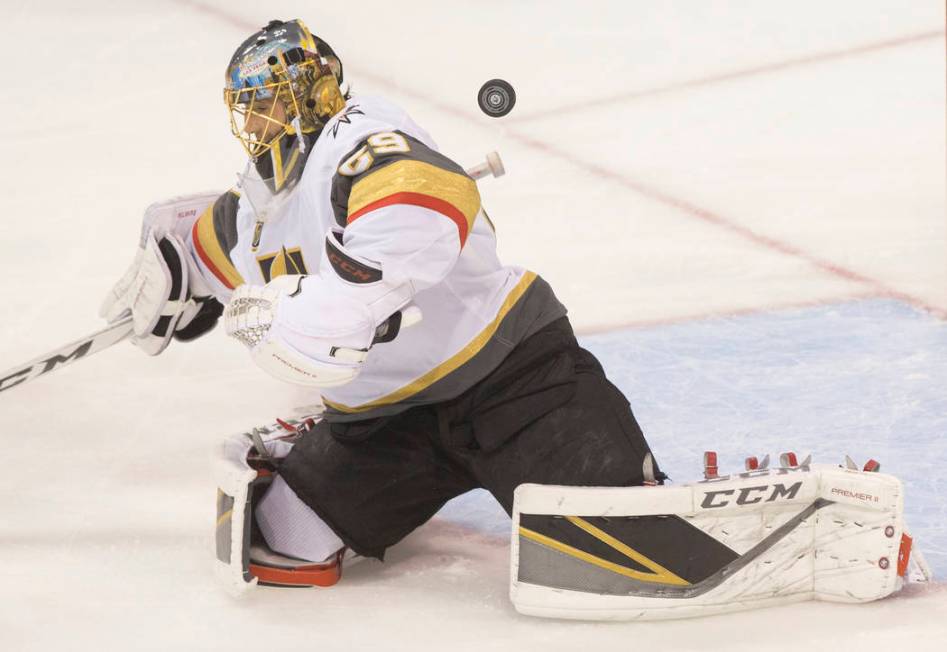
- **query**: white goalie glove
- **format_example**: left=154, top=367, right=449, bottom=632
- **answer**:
left=224, top=273, right=419, bottom=387
left=100, top=230, right=197, bottom=355
left=100, top=193, right=224, bottom=355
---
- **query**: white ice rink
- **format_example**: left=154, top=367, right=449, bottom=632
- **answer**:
left=1, top=1, right=944, bottom=650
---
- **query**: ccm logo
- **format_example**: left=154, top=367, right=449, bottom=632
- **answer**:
left=328, top=252, right=378, bottom=283
left=701, top=481, right=803, bottom=509
left=0, top=341, right=94, bottom=393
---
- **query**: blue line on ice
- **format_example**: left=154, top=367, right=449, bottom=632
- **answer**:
left=437, top=298, right=946, bottom=576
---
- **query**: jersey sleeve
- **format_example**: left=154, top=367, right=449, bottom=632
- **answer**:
left=328, top=131, right=480, bottom=291
left=187, top=189, right=246, bottom=299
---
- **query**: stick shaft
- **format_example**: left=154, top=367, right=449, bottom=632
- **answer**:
left=0, top=317, right=133, bottom=394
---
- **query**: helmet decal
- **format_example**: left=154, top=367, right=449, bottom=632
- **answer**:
left=223, top=19, right=346, bottom=196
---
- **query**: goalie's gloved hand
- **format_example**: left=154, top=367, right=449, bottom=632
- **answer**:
left=100, top=229, right=221, bottom=355
left=224, top=275, right=421, bottom=387
left=224, top=275, right=373, bottom=387
left=174, top=295, right=224, bottom=342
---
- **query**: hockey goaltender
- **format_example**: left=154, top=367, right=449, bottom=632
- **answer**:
left=100, top=19, right=926, bottom=620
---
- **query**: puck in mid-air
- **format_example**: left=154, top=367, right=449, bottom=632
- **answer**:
left=478, top=79, right=516, bottom=118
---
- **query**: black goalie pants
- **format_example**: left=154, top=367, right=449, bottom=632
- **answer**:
left=278, top=317, right=663, bottom=560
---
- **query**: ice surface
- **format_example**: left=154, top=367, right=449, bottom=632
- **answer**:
left=0, top=0, right=944, bottom=650
left=580, top=299, right=947, bottom=576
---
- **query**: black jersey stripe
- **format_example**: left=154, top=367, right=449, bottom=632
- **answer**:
left=212, top=190, right=241, bottom=263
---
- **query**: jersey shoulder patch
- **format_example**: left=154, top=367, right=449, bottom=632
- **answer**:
left=324, top=104, right=368, bottom=140
left=329, top=131, right=480, bottom=245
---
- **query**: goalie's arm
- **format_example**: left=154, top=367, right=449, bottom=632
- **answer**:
left=186, top=189, right=246, bottom=301
left=331, top=129, right=481, bottom=281
left=225, top=132, right=481, bottom=386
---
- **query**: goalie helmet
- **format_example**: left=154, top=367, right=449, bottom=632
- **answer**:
left=224, top=19, right=346, bottom=196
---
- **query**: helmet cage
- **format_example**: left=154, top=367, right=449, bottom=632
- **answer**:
left=224, top=55, right=313, bottom=161
left=224, top=20, right=346, bottom=196
left=224, top=20, right=345, bottom=158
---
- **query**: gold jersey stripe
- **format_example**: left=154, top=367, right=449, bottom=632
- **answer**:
left=193, top=204, right=244, bottom=289
left=519, top=525, right=691, bottom=587
left=348, top=159, right=480, bottom=230
left=324, top=271, right=537, bottom=413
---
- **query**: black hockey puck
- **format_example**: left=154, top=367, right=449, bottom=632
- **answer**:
left=478, top=79, right=516, bottom=118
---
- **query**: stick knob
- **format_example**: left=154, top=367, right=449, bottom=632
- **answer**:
left=466, top=151, right=505, bottom=180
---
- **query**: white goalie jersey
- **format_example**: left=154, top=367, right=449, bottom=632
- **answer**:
left=185, top=95, right=565, bottom=419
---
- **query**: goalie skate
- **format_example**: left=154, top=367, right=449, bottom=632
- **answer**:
left=214, top=412, right=358, bottom=594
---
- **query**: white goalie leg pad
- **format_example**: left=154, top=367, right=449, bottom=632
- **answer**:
left=212, top=432, right=260, bottom=596
left=212, top=422, right=298, bottom=596
left=510, top=463, right=908, bottom=621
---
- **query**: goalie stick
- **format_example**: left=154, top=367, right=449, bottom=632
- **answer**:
left=0, top=152, right=505, bottom=396
left=0, top=316, right=134, bottom=394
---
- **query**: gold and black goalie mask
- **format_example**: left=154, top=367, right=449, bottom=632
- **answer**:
left=224, top=19, right=346, bottom=195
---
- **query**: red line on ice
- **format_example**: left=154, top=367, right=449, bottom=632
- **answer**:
left=176, top=0, right=947, bottom=324
left=506, top=131, right=947, bottom=320
left=508, top=30, right=946, bottom=123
